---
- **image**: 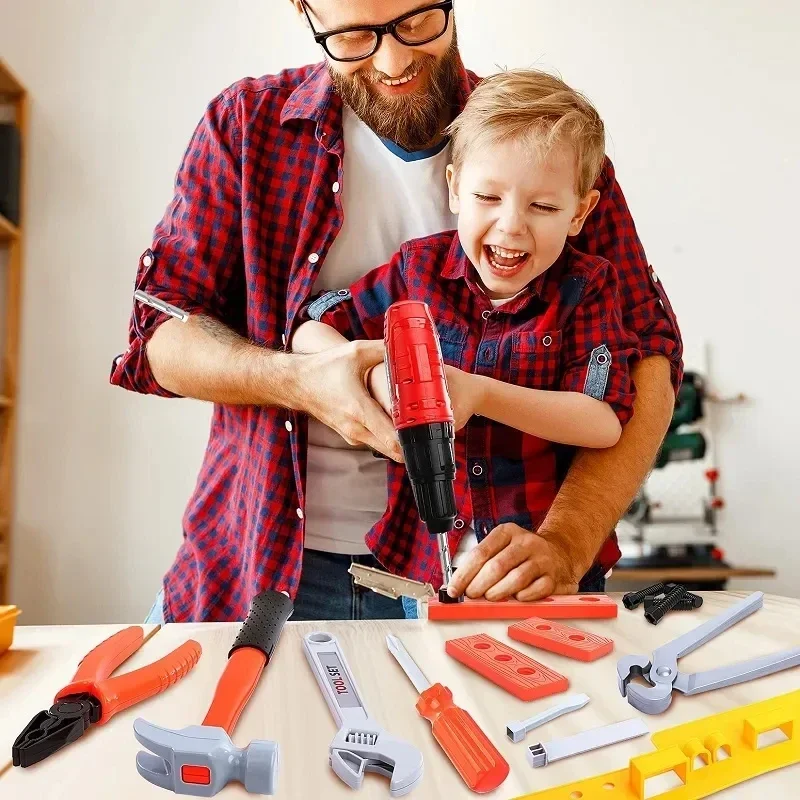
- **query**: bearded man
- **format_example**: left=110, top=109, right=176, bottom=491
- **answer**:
left=112, top=0, right=682, bottom=623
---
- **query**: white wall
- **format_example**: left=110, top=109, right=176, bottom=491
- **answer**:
left=0, top=0, right=797, bottom=623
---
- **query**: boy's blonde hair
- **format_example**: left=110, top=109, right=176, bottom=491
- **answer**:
left=446, top=69, right=605, bottom=198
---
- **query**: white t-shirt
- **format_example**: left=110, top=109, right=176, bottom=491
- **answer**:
left=303, top=106, right=457, bottom=554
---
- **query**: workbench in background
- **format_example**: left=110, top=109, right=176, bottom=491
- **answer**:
left=1, top=592, right=799, bottom=798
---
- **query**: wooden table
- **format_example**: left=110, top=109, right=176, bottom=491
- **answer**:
left=1, top=592, right=799, bottom=799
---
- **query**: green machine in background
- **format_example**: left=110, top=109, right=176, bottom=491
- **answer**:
left=654, top=372, right=707, bottom=468
left=619, top=371, right=729, bottom=587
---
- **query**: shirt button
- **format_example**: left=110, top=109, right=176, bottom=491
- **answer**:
left=142, top=253, right=154, bottom=267
left=296, top=508, right=304, bottom=520
left=454, top=518, right=465, bottom=529
left=472, top=464, right=483, bottom=477
left=543, top=335, right=553, bottom=347
left=338, top=289, right=348, bottom=296
left=332, top=181, right=340, bottom=193
left=652, top=270, right=659, bottom=283
left=482, top=310, right=491, bottom=320
left=308, top=253, right=320, bottom=264
left=285, top=420, right=293, bottom=432
left=281, top=333, right=287, bottom=346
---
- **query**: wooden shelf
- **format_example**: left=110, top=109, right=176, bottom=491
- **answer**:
left=0, top=59, right=25, bottom=99
left=0, top=214, right=19, bottom=244
left=0, top=58, right=25, bottom=604
left=611, top=566, right=776, bottom=582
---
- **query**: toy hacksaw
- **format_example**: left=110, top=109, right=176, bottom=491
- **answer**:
left=512, top=688, right=800, bottom=799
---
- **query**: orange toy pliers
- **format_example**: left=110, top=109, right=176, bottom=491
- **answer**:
left=12, top=626, right=201, bottom=767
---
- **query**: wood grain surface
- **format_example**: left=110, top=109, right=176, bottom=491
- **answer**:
left=1, top=592, right=799, bottom=799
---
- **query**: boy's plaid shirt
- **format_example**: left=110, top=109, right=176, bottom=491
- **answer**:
left=303, top=232, right=645, bottom=582
left=110, top=60, right=683, bottom=621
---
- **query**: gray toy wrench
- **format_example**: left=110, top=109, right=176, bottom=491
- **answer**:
left=303, top=632, right=424, bottom=796
left=618, top=591, right=800, bottom=714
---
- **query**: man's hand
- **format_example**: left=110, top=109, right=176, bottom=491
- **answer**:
left=444, top=365, right=484, bottom=431
left=446, top=523, right=580, bottom=601
left=298, top=339, right=403, bottom=462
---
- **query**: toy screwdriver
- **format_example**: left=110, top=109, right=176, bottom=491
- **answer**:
left=386, top=634, right=509, bottom=793
left=12, top=626, right=201, bottom=767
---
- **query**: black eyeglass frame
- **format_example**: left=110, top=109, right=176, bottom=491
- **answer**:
left=301, top=0, right=454, bottom=63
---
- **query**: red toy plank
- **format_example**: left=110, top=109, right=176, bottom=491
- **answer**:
left=508, top=617, right=614, bottom=662
left=445, top=634, right=569, bottom=701
left=428, top=594, right=618, bottom=621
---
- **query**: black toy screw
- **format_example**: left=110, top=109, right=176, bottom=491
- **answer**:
left=623, top=582, right=667, bottom=610
left=645, top=585, right=688, bottom=625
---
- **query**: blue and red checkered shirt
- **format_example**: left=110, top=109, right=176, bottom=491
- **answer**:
left=303, top=232, right=642, bottom=578
left=110, top=59, right=683, bottom=622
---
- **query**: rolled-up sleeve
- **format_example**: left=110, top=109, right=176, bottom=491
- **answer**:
left=110, top=91, right=244, bottom=397
left=571, top=157, right=684, bottom=392
left=560, top=260, right=641, bottom=425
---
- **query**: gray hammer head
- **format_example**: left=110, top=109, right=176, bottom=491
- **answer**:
left=133, top=718, right=278, bottom=797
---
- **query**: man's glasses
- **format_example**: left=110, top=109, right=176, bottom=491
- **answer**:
left=301, top=1, right=453, bottom=63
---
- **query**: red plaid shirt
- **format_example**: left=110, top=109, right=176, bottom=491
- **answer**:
left=110, top=59, right=683, bottom=622
left=303, top=232, right=642, bottom=579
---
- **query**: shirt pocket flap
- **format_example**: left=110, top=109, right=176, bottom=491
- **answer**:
left=435, top=320, right=468, bottom=365
left=511, top=329, right=563, bottom=353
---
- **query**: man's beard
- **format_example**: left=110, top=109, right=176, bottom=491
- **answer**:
left=328, top=35, right=461, bottom=151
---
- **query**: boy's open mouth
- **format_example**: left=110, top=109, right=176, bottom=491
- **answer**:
left=483, top=244, right=530, bottom=277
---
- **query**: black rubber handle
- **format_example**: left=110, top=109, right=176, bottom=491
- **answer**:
left=228, top=590, right=294, bottom=661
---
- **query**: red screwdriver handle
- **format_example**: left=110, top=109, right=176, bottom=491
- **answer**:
left=416, top=683, right=509, bottom=793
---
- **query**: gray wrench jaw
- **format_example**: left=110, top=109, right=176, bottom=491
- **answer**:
left=133, top=718, right=279, bottom=797
left=330, top=726, right=424, bottom=797
left=617, top=654, right=676, bottom=715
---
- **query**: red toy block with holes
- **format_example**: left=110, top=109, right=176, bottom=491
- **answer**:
left=427, top=594, right=617, bottom=621
left=445, top=634, right=569, bottom=701
left=508, top=617, right=614, bottom=662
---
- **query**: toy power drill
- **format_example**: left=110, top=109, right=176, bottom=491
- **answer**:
left=384, top=300, right=462, bottom=604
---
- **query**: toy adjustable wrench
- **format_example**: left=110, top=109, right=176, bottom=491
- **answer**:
left=618, top=591, right=800, bottom=714
left=303, top=632, right=424, bottom=796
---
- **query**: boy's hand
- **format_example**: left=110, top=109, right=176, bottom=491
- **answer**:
left=446, top=523, right=580, bottom=601
left=444, top=365, right=484, bottom=431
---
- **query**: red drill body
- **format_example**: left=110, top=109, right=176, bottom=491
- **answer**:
left=384, top=301, right=460, bottom=596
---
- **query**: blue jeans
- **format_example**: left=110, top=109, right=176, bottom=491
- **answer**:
left=293, top=550, right=406, bottom=621
left=401, top=562, right=608, bottom=619
left=145, top=550, right=407, bottom=623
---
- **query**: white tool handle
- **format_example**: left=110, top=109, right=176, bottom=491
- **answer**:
left=527, top=718, right=648, bottom=767
left=303, top=632, right=370, bottom=728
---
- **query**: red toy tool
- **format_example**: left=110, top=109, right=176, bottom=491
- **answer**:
left=12, top=626, right=201, bottom=767
left=134, top=590, right=294, bottom=796
left=508, top=618, right=614, bottom=662
left=387, top=634, right=509, bottom=793
left=384, top=300, right=461, bottom=602
left=446, top=634, right=569, bottom=701
left=428, top=593, right=618, bottom=621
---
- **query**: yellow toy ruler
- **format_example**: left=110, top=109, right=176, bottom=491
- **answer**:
left=513, top=689, right=800, bottom=799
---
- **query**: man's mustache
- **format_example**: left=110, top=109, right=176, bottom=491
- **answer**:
left=359, top=56, right=434, bottom=85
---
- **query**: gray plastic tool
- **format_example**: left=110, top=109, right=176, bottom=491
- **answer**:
left=134, top=722, right=278, bottom=797
left=506, top=694, right=590, bottom=743
left=303, top=632, right=424, bottom=797
left=526, top=718, right=648, bottom=767
left=618, top=591, right=800, bottom=714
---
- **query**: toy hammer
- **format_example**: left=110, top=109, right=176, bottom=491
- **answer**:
left=133, top=590, right=294, bottom=796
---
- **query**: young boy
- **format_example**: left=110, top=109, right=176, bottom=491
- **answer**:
left=291, top=69, right=640, bottom=614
